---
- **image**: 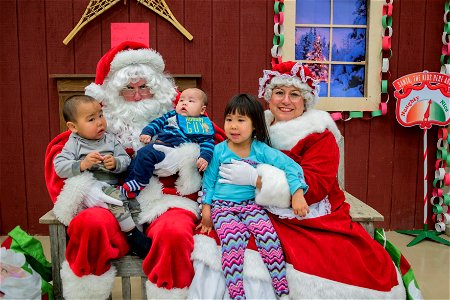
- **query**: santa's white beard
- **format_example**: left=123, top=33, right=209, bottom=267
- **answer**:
left=103, top=95, right=173, bottom=152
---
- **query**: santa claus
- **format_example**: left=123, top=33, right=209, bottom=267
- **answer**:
left=45, top=41, right=225, bottom=299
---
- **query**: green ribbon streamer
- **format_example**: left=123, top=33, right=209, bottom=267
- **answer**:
left=437, top=147, right=448, bottom=160
left=274, top=1, right=284, bottom=14
left=382, top=15, right=392, bottom=28
left=445, top=23, right=450, bottom=34
left=433, top=177, right=441, bottom=188
left=273, top=34, right=284, bottom=47
left=8, top=226, right=54, bottom=300
left=444, top=194, right=450, bottom=205
left=349, top=111, right=363, bottom=118
left=371, top=110, right=382, bottom=117
left=445, top=150, right=450, bottom=164
left=433, top=204, right=444, bottom=214
left=381, top=80, right=388, bottom=93
left=374, top=229, right=422, bottom=300
left=441, top=55, right=450, bottom=65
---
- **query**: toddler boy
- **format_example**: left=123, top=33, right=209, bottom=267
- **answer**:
left=53, top=95, right=151, bottom=258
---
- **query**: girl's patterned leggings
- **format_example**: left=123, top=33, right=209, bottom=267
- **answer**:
left=211, top=199, right=289, bottom=300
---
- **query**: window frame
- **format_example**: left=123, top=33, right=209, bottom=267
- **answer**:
left=283, top=0, right=383, bottom=111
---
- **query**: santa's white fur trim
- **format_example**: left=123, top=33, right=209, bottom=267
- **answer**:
left=192, top=235, right=272, bottom=282
left=255, top=164, right=291, bottom=208
left=173, top=143, right=202, bottom=195
left=285, top=261, right=405, bottom=299
left=85, top=83, right=107, bottom=102
left=111, top=48, right=165, bottom=75
left=191, top=235, right=223, bottom=272
left=191, top=235, right=406, bottom=299
left=146, top=280, right=188, bottom=299
left=60, top=261, right=116, bottom=300
left=53, top=172, right=97, bottom=226
left=265, top=109, right=342, bottom=151
left=138, top=177, right=200, bottom=225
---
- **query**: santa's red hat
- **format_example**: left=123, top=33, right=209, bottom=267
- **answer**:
left=258, top=61, right=320, bottom=109
left=85, top=41, right=169, bottom=101
left=94, top=41, right=165, bottom=85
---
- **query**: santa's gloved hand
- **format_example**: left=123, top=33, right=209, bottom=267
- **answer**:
left=218, top=159, right=258, bottom=186
left=153, top=144, right=178, bottom=177
left=83, top=181, right=123, bottom=209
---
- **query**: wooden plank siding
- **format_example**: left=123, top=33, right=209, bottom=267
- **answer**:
left=0, top=0, right=446, bottom=235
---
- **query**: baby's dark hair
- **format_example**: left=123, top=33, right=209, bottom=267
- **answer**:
left=224, top=94, right=271, bottom=145
left=183, top=88, right=208, bottom=106
left=63, top=94, right=97, bottom=122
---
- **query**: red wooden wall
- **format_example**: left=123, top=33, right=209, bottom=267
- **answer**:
left=0, top=0, right=446, bottom=235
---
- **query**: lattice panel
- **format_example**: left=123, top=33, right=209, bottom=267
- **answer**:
left=136, top=0, right=192, bottom=40
left=63, top=0, right=192, bottom=45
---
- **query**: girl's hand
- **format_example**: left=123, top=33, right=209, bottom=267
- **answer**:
left=197, top=158, right=209, bottom=172
left=292, top=195, right=309, bottom=217
left=195, top=218, right=213, bottom=234
left=81, top=152, right=103, bottom=171
left=196, top=204, right=213, bottom=234
left=140, top=134, right=152, bottom=144
left=103, top=155, right=116, bottom=170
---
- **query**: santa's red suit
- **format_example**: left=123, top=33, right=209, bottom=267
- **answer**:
left=188, top=109, right=407, bottom=299
left=45, top=42, right=225, bottom=299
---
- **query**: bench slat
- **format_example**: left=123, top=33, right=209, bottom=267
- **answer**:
left=344, top=191, right=384, bottom=222
left=122, top=276, right=131, bottom=300
left=39, top=210, right=61, bottom=225
left=112, top=256, right=146, bottom=277
left=40, top=193, right=384, bottom=226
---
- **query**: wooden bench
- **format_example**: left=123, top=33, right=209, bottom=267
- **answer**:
left=41, top=75, right=383, bottom=299
left=40, top=195, right=382, bottom=299
left=337, top=137, right=384, bottom=237
left=40, top=210, right=147, bottom=299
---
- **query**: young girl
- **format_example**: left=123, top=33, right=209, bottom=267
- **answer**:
left=198, top=94, right=309, bottom=299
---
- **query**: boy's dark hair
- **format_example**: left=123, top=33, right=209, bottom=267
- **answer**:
left=63, top=94, right=97, bottom=122
left=224, top=94, right=271, bottom=145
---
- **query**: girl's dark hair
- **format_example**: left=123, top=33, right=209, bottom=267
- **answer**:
left=224, top=94, right=271, bottom=145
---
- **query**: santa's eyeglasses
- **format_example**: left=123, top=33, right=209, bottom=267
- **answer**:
left=121, top=86, right=152, bottom=97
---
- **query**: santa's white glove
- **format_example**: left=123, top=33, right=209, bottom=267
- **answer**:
left=218, top=159, right=258, bottom=186
left=153, top=144, right=179, bottom=177
left=83, top=181, right=123, bottom=209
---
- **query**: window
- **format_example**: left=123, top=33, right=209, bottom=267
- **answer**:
left=283, top=0, right=383, bottom=111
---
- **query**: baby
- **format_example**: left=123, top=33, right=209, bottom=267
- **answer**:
left=121, top=88, right=215, bottom=197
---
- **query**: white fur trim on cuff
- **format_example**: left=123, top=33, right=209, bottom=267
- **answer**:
left=137, top=177, right=200, bottom=225
left=85, top=83, right=107, bottom=102
left=192, top=235, right=223, bottom=272
left=255, top=164, right=291, bottom=208
left=53, top=172, right=97, bottom=226
left=192, top=234, right=273, bottom=282
left=146, top=280, right=188, bottom=299
left=60, top=261, right=116, bottom=300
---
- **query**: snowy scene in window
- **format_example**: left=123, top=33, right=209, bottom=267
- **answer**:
left=294, top=0, right=367, bottom=98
